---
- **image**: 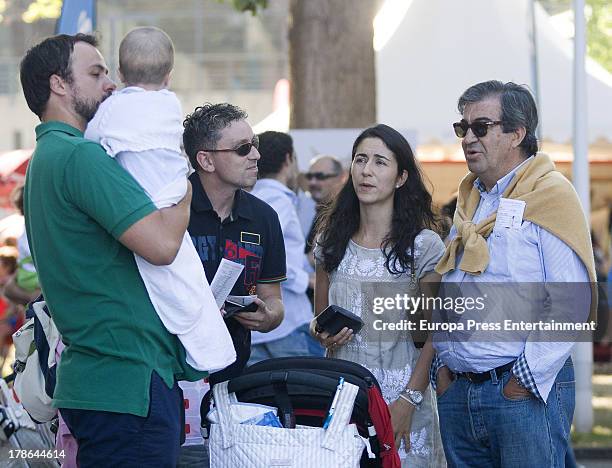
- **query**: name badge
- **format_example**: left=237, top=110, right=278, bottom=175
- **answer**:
left=495, top=198, right=526, bottom=230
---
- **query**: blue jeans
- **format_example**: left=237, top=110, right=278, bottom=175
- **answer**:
left=61, top=372, right=182, bottom=468
left=177, top=443, right=210, bottom=468
left=248, top=323, right=324, bottom=366
left=437, top=358, right=575, bottom=467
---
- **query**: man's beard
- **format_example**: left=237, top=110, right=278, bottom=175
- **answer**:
left=72, top=89, right=111, bottom=123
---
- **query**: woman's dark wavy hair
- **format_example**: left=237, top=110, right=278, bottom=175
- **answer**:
left=317, top=124, right=436, bottom=275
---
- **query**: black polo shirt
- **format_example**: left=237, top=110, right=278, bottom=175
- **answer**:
left=188, top=172, right=286, bottom=384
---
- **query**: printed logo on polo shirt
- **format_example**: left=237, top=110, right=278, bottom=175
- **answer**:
left=240, top=231, right=260, bottom=245
left=191, top=235, right=217, bottom=261
left=225, top=239, right=263, bottom=289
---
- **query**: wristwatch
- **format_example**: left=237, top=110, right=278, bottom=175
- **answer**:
left=399, top=388, right=423, bottom=407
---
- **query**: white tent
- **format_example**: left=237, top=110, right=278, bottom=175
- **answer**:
left=377, top=0, right=612, bottom=145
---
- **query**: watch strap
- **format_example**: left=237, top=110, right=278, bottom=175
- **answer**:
left=398, top=392, right=417, bottom=407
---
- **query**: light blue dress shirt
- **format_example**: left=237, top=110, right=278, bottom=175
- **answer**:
left=296, top=189, right=317, bottom=238
left=433, top=157, right=590, bottom=401
left=251, top=179, right=313, bottom=344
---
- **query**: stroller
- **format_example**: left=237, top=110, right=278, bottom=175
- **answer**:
left=0, top=373, right=57, bottom=467
left=0, top=297, right=57, bottom=467
left=201, top=356, right=401, bottom=468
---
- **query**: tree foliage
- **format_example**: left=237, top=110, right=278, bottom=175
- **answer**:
left=540, top=0, right=612, bottom=73
left=217, top=0, right=268, bottom=16
left=22, top=0, right=61, bottom=24
left=585, top=0, right=611, bottom=73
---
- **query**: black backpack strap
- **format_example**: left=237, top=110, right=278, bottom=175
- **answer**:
left=199, top=388, right=213, bottom=438
left=271, top=371, right=295, bottom=429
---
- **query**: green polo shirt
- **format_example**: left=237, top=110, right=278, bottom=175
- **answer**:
left=24, top=121, right=206, bottom=417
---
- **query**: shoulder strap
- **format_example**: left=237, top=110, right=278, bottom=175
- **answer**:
left=211, top=381, right=236, bottom=449
left=409, top=236, right=417, bottom=286
left=321, top=382, right=359, bottom=450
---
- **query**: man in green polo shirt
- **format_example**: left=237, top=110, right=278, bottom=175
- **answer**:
left=20, top=33, right=206, bottom=466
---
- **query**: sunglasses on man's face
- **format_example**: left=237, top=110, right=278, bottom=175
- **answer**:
left=204, top=135, right=259, bottom=157
left=453, top=120, right=503, bottom=138
left=305, top=172, right=339, bottom=181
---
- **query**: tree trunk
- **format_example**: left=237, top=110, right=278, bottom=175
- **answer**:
left=289, top=0, right=377, bottom=129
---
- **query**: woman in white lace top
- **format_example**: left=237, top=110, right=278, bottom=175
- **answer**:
left=312, top=124, right=446, bottom=467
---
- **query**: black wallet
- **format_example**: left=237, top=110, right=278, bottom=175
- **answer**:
left=315, top=304, right=364, bottom=336
left=223, top=301, right=258, bottom=319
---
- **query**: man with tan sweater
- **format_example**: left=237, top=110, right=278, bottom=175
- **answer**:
left=431, top=81, right=596, bottom=467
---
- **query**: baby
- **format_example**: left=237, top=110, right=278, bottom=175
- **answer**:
left=85, top=27, right=235, bottom=372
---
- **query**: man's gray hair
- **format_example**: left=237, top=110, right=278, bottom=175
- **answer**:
left=458, top=80, right=539, bottom=157
left=182, top=102, right=248, bottom=171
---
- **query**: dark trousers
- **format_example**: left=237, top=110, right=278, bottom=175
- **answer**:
left=61, top=372, right=181, bottom=468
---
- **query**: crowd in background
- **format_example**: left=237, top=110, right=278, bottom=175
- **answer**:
left=0, top=154, right=610, bottom=375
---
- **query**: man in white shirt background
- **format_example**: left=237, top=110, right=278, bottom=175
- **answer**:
left=250, top=131, right=324, bottom=363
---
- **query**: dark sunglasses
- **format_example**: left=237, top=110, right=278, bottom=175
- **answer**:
left=203, top=135, right=259, bottom=157
left=305, top=172, right=339, bottom=181
left=453, top=120, right=503, bottom=138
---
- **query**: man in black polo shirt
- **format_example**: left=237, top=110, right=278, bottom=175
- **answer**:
left=182, top=103, right=286, bottom=386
